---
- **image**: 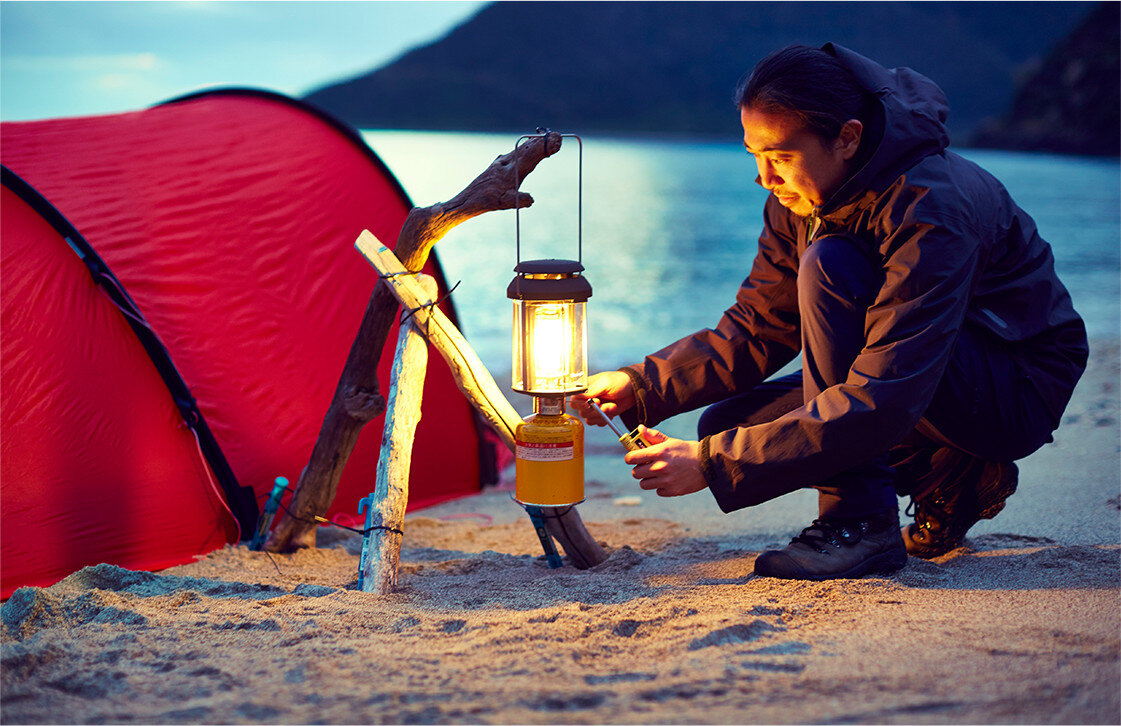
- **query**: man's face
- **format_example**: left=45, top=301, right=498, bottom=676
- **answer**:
left=741, top=105, right=860, bottom=217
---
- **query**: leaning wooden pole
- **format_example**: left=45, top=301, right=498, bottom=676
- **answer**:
left=266, top=132, right=563, bottom=553
left=357, top=233, right=608, bottom=569
left=357, top=276, right=435, bottom=594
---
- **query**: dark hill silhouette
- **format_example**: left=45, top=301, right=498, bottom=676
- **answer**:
left=304, top=1, right=1096, bottom=144
left=970, top=1, right=1120, bottom=156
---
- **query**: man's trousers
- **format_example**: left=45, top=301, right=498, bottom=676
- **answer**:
left=697, top=234, right=1065, bottom=518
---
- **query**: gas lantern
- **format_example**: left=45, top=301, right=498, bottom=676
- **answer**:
left=507, top=132, right=591, bottom=507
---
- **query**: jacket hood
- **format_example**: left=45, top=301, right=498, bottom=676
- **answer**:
left=820, top=43, right=951, bottom=212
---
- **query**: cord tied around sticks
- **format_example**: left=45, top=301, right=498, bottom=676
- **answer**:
left=377, top=269, right=461, bottom=326
left=273, top=489, right=403, bottom=536
left=400, top=279, right=461, bottom=326
left=313, top=516, right=403, bottom=537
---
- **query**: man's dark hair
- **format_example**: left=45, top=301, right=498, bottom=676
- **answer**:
left=735, top=45, right=870, bottom=142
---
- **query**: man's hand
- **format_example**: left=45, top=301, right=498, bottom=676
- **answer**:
left=570, top=371, right=635, bottom=425
left=625, top=427, right=707, bottom=497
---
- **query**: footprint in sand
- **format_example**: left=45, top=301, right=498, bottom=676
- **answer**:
left=687, top=620, right=783, bottom=650
left=738, top=641, right=812, bottom=673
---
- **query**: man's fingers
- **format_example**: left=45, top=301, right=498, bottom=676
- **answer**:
left=568, top=396, right=616, bottom=426
left=576, top=401, right=609, bottom=426
left=598, top=400, right=621, bottom=417
left=624, top=444, right=663, bottom=466
left=590, top=398, right=620, bottom=422
left=625, top=435, right=705, bottom=499
left=630, top=460, right=667, bottom=480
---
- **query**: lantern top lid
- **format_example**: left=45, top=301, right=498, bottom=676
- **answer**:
left=514, top=258, right=584, bottom=275
left=507, top=258, right=592, bottom=301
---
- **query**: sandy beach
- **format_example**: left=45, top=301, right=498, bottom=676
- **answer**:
left=2, top=339, right=1118, bottom=725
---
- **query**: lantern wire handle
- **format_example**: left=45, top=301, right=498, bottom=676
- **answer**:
left=513, top=130, right=582, bottom=266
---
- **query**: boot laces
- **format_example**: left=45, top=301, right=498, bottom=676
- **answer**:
left=791, top=518, right=863, bottom=554
left=908, top=494, right=951, bottom=533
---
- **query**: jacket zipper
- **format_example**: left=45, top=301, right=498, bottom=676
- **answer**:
left=807, top=206, right=823, bottom=245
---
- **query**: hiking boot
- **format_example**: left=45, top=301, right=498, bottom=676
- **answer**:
left=753, top=511, right=907, bottom=581
left=902, top=458, right=1018, bottom=559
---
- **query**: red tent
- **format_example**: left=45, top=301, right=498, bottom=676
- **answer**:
left=1, top=89, right=496, bottom=598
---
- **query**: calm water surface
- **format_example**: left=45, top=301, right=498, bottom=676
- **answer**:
left=363, top=130, right=1120, bottom=389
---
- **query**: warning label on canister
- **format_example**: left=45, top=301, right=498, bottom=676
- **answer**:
left=515, top=440, right=575, bottom=462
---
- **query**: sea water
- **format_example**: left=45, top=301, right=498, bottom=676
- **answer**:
left=363, top=130, right=1120, bottom=449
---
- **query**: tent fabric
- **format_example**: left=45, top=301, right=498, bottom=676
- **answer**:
left=1, top=179, right=238, bottom=595
left=2, top=165, right=257, bottom=535
left=1, top=89, right=490, bottom=598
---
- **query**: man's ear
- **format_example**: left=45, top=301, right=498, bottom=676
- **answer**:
left=837, top=119, right=863, bottom=160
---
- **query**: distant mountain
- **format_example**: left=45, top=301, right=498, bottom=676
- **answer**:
left=304, top=1, right=1096, bottom=143
left=970, top=2, right=1119, bottom=156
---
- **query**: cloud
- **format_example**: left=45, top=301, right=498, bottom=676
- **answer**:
left=4, top=53, right=162, bottom=73
left=95, top=73, right=143, bottom=91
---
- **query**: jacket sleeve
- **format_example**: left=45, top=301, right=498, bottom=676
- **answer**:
left=703, top=198, right=983, bottom=512
left=620, top=196, right=802, bottom=430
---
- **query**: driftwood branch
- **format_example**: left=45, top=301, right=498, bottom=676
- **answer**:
left=267, top=132, right=563, bottom=553
left=357, top=276, right=435, bottom=594
left=357, top=235, right=608, bottom=569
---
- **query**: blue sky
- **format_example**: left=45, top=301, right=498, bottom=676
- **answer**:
left=0, top=1, right=489, bottom=121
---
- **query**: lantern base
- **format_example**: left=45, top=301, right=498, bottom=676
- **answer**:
left=511, top=496, right=586, bottom=508
left=511, top=387, right=588, bottom=397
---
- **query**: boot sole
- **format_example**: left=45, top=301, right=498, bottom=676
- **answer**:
left=754, top=547, right=908, bottom=581
left=977, top=461, right=1018, bottom=519
left=902, top=523, right=951, bottom=559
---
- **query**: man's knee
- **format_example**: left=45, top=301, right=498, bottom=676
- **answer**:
left=797, top=234, right=881, bottom=307
left=697, top=373, right=803, bottom=438
left=698, top=400, right=741, bottom=438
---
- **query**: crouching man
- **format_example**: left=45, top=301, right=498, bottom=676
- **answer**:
left=572, top=44, right=1087, bottom=580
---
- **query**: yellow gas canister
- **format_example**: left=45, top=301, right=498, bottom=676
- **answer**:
left=514, top=396, right=584, bottom=506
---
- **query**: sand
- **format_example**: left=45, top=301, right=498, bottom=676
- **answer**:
left=3, top=339, right=1119, bottom=725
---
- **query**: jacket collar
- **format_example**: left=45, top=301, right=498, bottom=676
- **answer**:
left=816, top=43, right=951, bottom=217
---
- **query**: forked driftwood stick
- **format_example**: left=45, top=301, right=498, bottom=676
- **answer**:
left=357, top=275, right=435, bottom=594
left=357, top=234, right=608, bottom=570
left=267, top=132, right=563, bottom=553
left=357, top=234, right=521, bottom=447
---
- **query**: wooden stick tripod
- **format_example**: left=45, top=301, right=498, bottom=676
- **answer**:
left=263, top=132, right=606, bottom=590
left=355, top=236, right=606, bottom=592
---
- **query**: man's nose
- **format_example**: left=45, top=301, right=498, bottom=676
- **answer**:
left=757, top=158, right=782, bottom=189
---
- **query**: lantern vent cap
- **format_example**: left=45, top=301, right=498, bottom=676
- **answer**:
left=507, top=258, right=592, bottom=301
left=514, top=258, right=584, bottom=275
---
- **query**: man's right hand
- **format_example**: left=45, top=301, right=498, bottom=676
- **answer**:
left=570, top=371, right=636, bottom=426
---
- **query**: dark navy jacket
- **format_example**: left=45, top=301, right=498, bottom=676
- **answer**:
left=621, top=44, right=1088, bottom=512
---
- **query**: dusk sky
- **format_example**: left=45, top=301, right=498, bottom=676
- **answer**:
left=0, top=1, right=489, bottom=121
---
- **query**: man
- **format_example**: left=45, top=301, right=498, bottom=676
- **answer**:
left=571, top=44, right=1088, bottom=581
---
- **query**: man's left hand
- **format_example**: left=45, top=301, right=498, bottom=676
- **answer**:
left=624, top=427, right=707, bottom=497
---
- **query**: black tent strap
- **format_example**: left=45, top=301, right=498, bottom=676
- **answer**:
left=1, top=165, right=259, bottom=537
